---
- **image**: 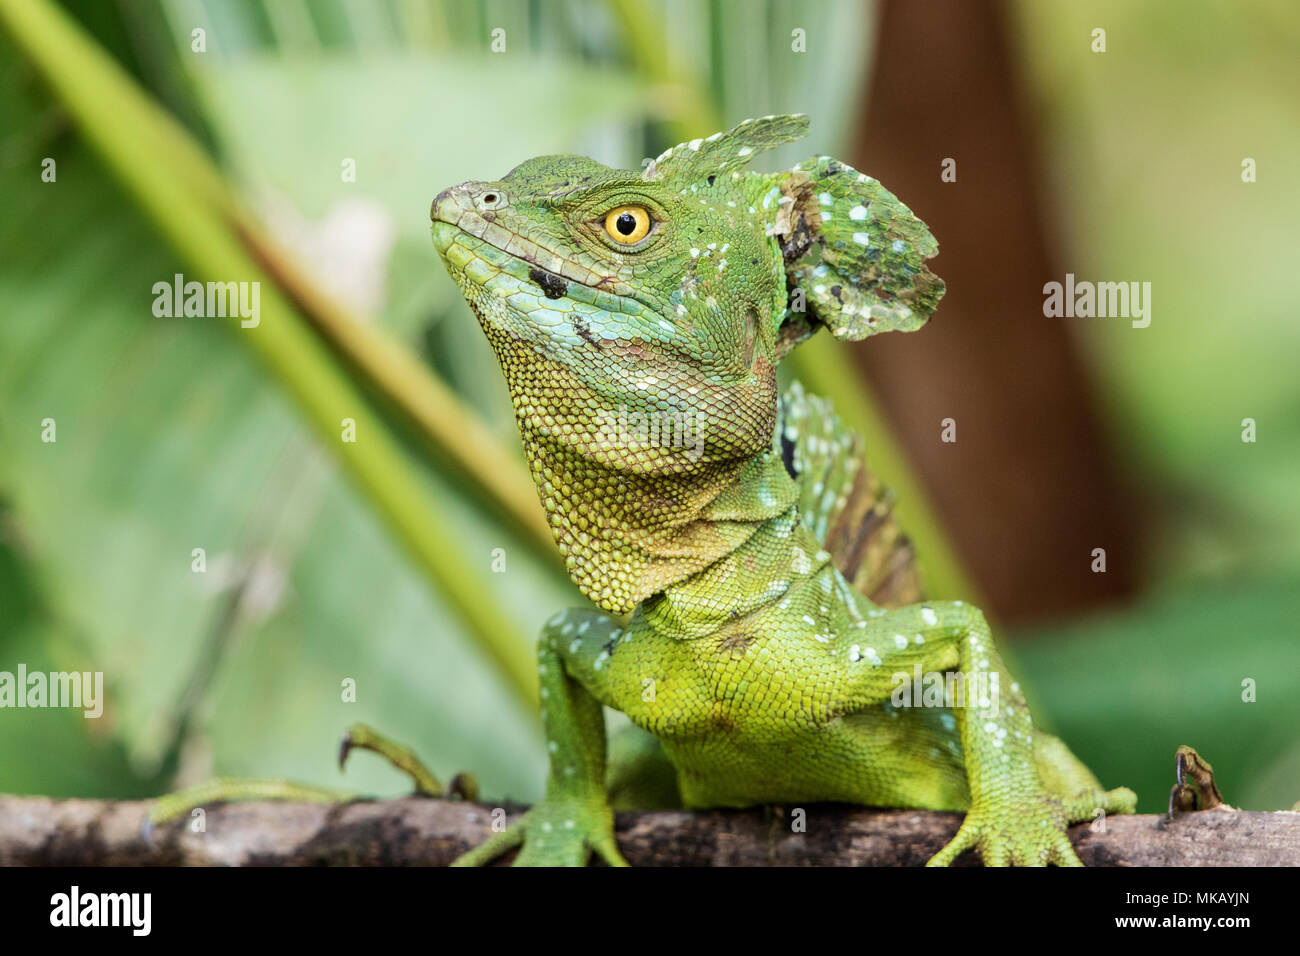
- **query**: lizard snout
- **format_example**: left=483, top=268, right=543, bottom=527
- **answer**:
left=430, top=184, right=470, bottom=224
left=431, top=182, right=509, bottom=225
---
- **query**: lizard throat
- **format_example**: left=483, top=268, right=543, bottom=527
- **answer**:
left=519, top=419, right=800, bottom=616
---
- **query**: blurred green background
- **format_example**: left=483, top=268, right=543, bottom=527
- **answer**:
left=0, top=0, right=1296, bottom=817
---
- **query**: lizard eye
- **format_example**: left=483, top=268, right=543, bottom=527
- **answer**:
left=603, top=205, right=652, bottom=244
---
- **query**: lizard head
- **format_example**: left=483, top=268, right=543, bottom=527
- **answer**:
left=431, top=114, right=943, bottom=472
left=431, top=115, right=944, bottom=611
left=430, top=122, right=793, bottom=475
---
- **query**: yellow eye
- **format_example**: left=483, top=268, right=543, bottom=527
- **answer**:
left=603, top=205, right=651, bottom=244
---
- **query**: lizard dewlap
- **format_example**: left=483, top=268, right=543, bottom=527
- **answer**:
left=431, top=114, right=1135, bottom=867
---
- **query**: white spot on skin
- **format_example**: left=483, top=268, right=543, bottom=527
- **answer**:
left=921, top=607, right=938, bottom=626
left=894, top=634, right=908, bottom=649
left=852, top=232, right=871, bottom=247
left=849, top=205, right=867, bottom=220
left=849, top=645, right=862, bottom=662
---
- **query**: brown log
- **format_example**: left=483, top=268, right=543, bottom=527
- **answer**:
left=1, top=794, right=1296, bottom=866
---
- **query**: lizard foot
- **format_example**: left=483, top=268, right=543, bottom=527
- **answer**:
left=338, top=722, right=477, bottom=800
left=146, top=723, right=469, bottom=833
left=1168, top=745, right=1232, bottom=815
left=927, top=793, right=1080, bottom=867
left=452, top=796, right=626, bottom=867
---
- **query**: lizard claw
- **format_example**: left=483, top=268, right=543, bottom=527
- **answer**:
left=928, top=796, right=1078, bottom=867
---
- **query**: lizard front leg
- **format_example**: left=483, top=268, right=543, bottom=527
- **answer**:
left=453, top=610, right=627, bottom=867
left=837, top=600, right=1131, bottom=866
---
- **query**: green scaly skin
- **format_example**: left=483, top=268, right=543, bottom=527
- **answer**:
left=431, top=115, right=1135, bottom=867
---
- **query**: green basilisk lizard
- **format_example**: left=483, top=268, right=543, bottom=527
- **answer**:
left=429, top=114, right=1135, bottom=867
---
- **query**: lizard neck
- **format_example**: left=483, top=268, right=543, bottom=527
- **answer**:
left=520, top=425, right=800, bottom=616
left=640, top=497, right=837, bottom=639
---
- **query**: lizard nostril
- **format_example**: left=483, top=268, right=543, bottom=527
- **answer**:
left=482, top=193, right=498, bottom=204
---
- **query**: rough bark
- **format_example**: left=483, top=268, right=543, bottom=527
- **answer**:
left=2, top=795, right=1296, bottom=866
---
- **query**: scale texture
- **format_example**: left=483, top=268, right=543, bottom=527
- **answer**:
left=431, top=115, right=1134, bottom=866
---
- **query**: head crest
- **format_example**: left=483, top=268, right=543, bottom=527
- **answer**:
left=779, top=156, right=945, bottom=344
left=644, top=114, right=810, bottom=181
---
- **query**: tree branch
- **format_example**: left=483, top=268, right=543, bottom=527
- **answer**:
left=2, top=795, right=1297, bottom=866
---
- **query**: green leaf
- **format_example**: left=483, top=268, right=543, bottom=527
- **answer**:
left=0, top=145, right=561, bottom=798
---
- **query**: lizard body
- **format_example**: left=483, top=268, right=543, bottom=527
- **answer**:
left=431, top=115, right=1134, bottom=866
